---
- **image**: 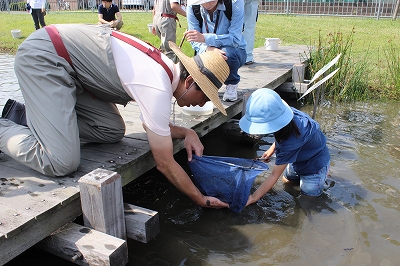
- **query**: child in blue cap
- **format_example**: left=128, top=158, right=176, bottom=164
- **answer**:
left=239, top=88, right=330, bottom=205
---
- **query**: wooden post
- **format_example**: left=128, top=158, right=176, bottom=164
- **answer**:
left=36, top=223, right=128, bottom=266
left=124, top=203, right=160, bottom=243
left=79, top=169, right=127, bottom=240
left=242, top=92, right=252, bottom=117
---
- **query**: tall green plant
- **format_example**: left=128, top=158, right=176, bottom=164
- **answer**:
left=383, top=43, right=400, bottom=99
left=305, top=28, right=370, bottom=102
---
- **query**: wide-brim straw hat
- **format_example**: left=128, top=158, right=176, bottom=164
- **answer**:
left=169, top=41, right=230, bottom=116
left=239, top=89, right=294, bottom=135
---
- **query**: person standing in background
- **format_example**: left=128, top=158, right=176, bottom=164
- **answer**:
left=27, top=0, right=46, bottom=30
left=243, top=0, right=258, bottom=65
left=152, top=0, right=186, bottom=62
left=98, top=0, right=124, bottom=30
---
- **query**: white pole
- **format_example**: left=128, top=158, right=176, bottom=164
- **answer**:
left=393, top=0, right=400, bottom=20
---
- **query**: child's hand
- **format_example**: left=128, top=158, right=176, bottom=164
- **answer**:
left=245, top=194, right=257, bottom=206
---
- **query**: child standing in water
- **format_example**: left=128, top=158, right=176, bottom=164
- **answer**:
left=239, top=89, right=330, bottom=204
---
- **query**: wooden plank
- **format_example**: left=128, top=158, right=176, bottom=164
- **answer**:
left=36, top=222, right=128, bottom=266
left=79, top=169, right=126, bottom=240
left=0, top=164, right=80, bottom=238
left=124, top=203, right=159, bottom=243
left=0, top=194, right=81, bottom=265
left=275, top=81, right=309, bottom=94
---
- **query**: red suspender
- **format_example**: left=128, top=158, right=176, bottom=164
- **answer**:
left=44, top=25, right=74, bottom=68
left=44, top=25, right=173, bottom=84
left=111, top=31, right=173, bottom=83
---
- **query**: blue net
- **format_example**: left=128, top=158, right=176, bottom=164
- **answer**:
left=188, top=155, right=269, bottom=212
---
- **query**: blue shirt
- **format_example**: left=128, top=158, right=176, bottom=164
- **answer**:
left=275, top=108, right=330, bottom=175
left=187, top=0, right=246, bottom=54
left=98, top=4, right=120, bottom=22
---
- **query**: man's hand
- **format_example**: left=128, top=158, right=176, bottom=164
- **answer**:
left=183, top=128, right=203, bottom=161
left=203, top=195, right=229, bottom=209
left=184, top=30, right=205, bottom=43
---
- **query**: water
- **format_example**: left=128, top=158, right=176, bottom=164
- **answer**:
left=2, top=54, right=400, bottom=265
left=0, top=54, right=23, bottom=106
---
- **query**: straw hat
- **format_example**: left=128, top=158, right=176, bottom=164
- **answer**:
left=169, top=41, right=229, bottom=116
left=239, top=89, right=294, bottom=134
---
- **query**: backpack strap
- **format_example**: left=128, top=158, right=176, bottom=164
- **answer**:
left=191, top=0, right=232, bottom=29
left=192, top=5, right=203, bottom=29
left=223, top=0, right=232, bottom=20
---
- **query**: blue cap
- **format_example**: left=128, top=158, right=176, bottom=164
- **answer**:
left=239, top=89, right=293, bottom=135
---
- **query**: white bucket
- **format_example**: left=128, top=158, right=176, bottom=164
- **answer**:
left=182, top=102, right=214, bottom=116
left=147, top=24, right=153, bottom=33
left=265, top=38, right=280, bottom=51
left=11, top=29, right=22, bottom=39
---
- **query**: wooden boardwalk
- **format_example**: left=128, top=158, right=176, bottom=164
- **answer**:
left=0, top=44, right=308, bottom=265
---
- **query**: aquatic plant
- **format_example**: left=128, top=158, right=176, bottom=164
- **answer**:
left=304, top=28, right=370, bottom=103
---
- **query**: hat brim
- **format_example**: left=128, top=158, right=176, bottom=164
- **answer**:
left=239, top=99, right=293, bottom=135
left=169, top=42, right=227, bottom=116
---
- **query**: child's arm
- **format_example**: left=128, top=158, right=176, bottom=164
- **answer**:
left=246, top=163, right=287, bottom=206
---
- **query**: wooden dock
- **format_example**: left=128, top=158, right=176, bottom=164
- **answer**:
left=0, top=44, right=308, bottom=265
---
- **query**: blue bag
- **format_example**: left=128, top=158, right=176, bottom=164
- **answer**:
left=188, top=155, right=269, bottom=212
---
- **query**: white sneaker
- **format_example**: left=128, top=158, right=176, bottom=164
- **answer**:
left=222, top=84, right=238, bottom=102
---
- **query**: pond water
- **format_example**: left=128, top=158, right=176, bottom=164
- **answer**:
left=2, top=54, right=400, bottom=266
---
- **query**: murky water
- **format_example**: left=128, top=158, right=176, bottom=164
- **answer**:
left=3, top=54, right=400, bottom=266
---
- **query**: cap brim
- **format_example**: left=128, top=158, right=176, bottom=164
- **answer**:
left=239, top=100, right=293, bottom=135
left=169, top=41, right=227, bottom=116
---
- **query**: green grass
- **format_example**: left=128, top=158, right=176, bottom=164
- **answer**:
left=1, top=11, right=400, bottom=100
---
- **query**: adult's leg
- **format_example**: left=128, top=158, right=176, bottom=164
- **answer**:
left=1, top=29, right=81, bottom=176
left=243, top=0, right=258, bottom=63
left=157, top=18, right=177, bottom=61
left=75, top=91, right=125, bottom=145
left=31, top=9, right=40, bottom=30
left=38, top=10, right=46, bottom=28
left=222, top=46, right=246, bottom=85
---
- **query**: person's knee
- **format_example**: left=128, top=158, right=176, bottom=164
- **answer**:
left=116, top=21, right=123, bottom=30
left=40, top=152, right=80, bottom=177
left=299, top=178, right=325, bottom=197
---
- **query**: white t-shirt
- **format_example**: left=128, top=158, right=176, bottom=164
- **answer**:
left=110, top=34, right=180, bottom=136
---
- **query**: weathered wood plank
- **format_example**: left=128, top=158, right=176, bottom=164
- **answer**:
left=36, top=222, right=128, bottom=266
left=0, top=194, right=81, bottom=265
left=124, top=203, right=159, bottom=243
left=275, top=81, right=309, bottom=94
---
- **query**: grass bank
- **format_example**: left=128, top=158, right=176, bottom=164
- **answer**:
left=1, top=11, right=400, bottom=100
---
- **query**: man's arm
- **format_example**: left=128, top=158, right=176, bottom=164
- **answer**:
left=170, top=1, right=186, bottom=17
left=98, top=14, right=109, bottom=24
left=115, top=11, right=122, bottom=23
left=145, top=126, right=229, bottom=208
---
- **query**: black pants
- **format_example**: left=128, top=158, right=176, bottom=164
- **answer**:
left=31, top=9, right=46, bottom=30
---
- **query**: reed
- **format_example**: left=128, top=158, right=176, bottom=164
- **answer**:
left=303, top=28, right=370, bottom=102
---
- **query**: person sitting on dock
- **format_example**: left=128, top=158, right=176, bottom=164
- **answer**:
left=239, top=89, right=331, bottom=203
left=98, top=0, right=124, bottom=30
left=0, top=24, right=230, bottom=209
